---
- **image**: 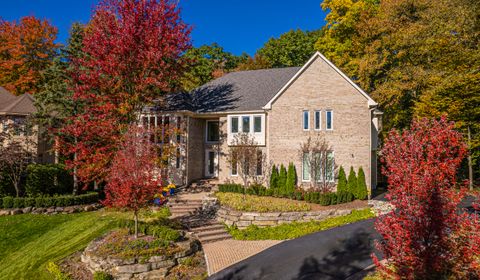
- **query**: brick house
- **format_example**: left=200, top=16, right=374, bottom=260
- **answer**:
left=141, top=52, right=383, bottom=192
left=0, top=86, right=54, bottom=163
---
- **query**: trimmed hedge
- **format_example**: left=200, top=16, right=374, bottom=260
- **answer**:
left=0, top=192, right=99, bottom=209
left=25, top=164, right=73, bottom=197
left=218, top=184, right=355, bottom=206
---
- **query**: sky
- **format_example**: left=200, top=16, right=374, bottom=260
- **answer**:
left=0, top=0, right=327, bottom=56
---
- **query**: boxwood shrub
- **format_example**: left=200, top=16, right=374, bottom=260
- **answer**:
left=0, top=192, right=99, bottom=209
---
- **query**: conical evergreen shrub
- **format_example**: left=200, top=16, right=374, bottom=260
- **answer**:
left=286, top=163, right=297, bottom=195
left=347, top=167, right=357, bottom=197
left=337, top=166, right=347, bottom=192
left=278, top=164, right=287, bottom=193
left=356, top=167, right=368, bottom=200
left=270, top=164, right=279, bottom=188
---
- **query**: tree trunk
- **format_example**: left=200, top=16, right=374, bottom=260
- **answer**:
left=468, top=126, right=473, bottom=191
left=134, top=210, right=139, bottom=239
left=14, top=181, right=20, bottom=197
left=72, top=137, right=79, bottom=195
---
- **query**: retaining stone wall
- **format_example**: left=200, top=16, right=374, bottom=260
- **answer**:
left=0, top=203, right=103, bottom=216
left=216, top=206, right=366, bottom=229
left=81, top=237, right=200, bottom=280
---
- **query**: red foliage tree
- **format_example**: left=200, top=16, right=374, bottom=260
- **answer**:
left=374, top=117, right=480, bottom=279
left=61, top=0, right=191, bottom=185
left=104, top=125, right=160, bottom=238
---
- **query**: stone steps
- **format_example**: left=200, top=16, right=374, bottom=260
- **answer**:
left=191, top=221, right=232, bottom=243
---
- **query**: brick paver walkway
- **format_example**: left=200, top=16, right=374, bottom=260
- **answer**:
left=203, top=239, right=283, bottom=275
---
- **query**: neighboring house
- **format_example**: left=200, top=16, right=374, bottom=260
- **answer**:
left=0, top=86, right=54, bottom=163
left=141, top=52, right=383, bottom=192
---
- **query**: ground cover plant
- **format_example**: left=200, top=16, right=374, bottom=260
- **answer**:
left=227, top=208, right=375, bottom=240
left=215, top=192, right=311, bottom=212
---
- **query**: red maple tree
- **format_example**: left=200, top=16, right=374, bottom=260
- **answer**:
left=374, top=117, right=480, bottom=279
left=61, top=0, right=191, bottom=185
left=104, top=125, right=160, bottom=238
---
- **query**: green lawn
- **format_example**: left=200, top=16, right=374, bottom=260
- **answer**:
left=0, top=210, right=126, bottom=280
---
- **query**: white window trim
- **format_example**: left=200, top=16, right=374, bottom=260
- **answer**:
left=314, top=110, right=321, bottom=131
left=303, top=110, right=310, bottom=131
left=326, top=110, right=333, bottom=131
left=205, top=120, right=220, bottom=143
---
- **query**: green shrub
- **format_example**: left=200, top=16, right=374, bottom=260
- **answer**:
left=13, top=197, right=24, bottom=208
left=25, top=164, right=73, bottom=197
left=2, top=196, right=14, bottom=209
left=218, top=184, right=244, bottom=194
left=278, top=164, right=287, bottom=192
left=285, top=163, right=297, bottom=195
left=35, top=197, right=44, bottom=208
left=347, top=167, right=357, bottom=195
left=93, top=271, right=113, bottom=280
left=270, top=165, right=279, bottom=188
left=24, top=197, right=36, bottom=207
left=294, top=191, right=303, bottom=200
left=356, top=167, right=368, bottom=200
left=337, top=166, right=347, bottom=192
left=319, top=194, right=331, bottom=206
left=46, top=261, right=71, bottom=280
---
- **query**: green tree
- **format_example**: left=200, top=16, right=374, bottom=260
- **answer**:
left=181, top=43, right=248, bottom=91
left=235, top=54, right=272, bottom=71
left=347, top=167, right=357, bottom=196
left=258, top=29, right=323, bottom=67
left=337, top=166, right=347, bottom=192
left=286, top=162, right=297, bottom=194
left=278, top=164, right=287, bottom=191
left=270, top=164, right=279, bottom=188
left=356, top=167, right=368, bottom=200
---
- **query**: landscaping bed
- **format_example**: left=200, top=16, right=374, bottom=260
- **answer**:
left=215, top=192, right=311, bottom=212
left=226, top=208, right=375, bottom=240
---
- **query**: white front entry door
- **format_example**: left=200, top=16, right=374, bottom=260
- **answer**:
left=205, top=149, right=218, bottom=177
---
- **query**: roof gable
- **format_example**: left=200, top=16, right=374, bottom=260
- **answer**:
left=263, top=52, right=377, bottom=109
left=0, top=87, right=36, bottom=115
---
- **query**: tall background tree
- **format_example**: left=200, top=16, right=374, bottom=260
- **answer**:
left=62, top=0, right=191, bottom=185
left=314, top=0, right=480, bottom=183
left=0, top=16, right=59, bottom=95
left=180, top=43, right=247, bottom=91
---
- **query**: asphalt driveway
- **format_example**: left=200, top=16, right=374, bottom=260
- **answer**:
left=209, top=218, right=381, bottom=280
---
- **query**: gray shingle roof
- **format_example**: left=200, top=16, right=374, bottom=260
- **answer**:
left=0, top=87, right=36, bottom=115
left=164, top=67, right=301, bottom=113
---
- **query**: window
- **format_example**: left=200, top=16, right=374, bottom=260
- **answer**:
left=231, top=151, right=238, bottom=176
left=13, top=117, right=25, bottom=136
left=206, top=121, right=220, bottom=142
left=164, top=116, right=170, bottom=142
left=231, top=117, right=239, bottom=133
left=314, top=111, right=321, bottom=130
left=302, top=153, right=310, bottom=181
left=242, top=116, right=250, bottom=133
left=326, top=110, right=333, bottom=130
left=141, top=116, right=148, bottom=127
left=256, top=150, right=263, bottom=176
left=254, top=116, right=262, bottom=133
left=325, top=151, right=334, bottom=182
left=303, top=111, right=309, bottom=130
left=149, top=116, right=155, bottom=128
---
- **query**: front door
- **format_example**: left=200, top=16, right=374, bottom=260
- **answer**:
left=205, top=149, right=218, bottom=177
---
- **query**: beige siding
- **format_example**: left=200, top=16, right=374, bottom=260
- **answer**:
left=267, top=56, right=373, bottom=190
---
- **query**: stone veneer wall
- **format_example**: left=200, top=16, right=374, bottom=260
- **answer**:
left=217, top=206, right=367, bottom=229
left=82, top=237, right=200, bottom=280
